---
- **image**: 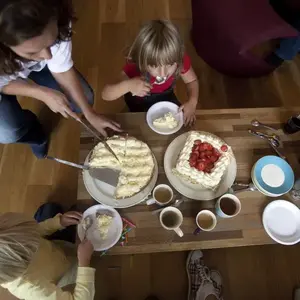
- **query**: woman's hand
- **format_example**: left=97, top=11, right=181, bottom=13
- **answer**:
left=128, top=77, right=152, bottom=97
left=86, top=111, right=122, bottom=137
left=78, top=239, right=94, bottom=267
left=179, top=99, right=197, bottom=127
left=39, top=87, right=78, bottom=119
left=60, top=211, right=82, bottom=227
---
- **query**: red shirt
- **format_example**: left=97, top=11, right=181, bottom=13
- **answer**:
left=123, top=53, right=191, bottom=94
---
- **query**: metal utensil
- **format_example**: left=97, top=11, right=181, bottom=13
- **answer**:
left=73, top=116, right=120, bottom=162
left=151, top=199, right=184, bottom=215
left=268, top=140, right=287, bottom=161
left=233, top=183, right=257, bottom=193
left=251, top=119, right=277, bottom=132
left=82, top=216, right=93, bottom=239
left=45, top=156, right=119, bottom=186
left=248, top=129, right=280, bottom=143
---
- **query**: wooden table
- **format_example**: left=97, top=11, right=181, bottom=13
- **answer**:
left=77, top=107, right=300, bottom=255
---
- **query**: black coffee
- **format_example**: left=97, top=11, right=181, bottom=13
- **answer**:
left=162, top=212, right=178, bottom=227
left=220, top=197, right=237, bottom=216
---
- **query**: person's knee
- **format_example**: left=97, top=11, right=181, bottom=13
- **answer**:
left=0, top=129, right=21, bottom=144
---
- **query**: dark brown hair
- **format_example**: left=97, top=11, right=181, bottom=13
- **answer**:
left=0, top=0, right=75, bottom=75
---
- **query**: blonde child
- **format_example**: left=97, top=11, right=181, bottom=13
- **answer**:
left=0, top=210, right=95, bottom=300
left=102, top=20, right=199, bottom=126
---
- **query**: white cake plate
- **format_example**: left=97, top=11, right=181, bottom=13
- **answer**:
left=83, top=152, right=158, bottom=208
left=164, top=132, right=237, bottom=201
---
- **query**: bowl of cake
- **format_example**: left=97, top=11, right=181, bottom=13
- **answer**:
left=83, top=135, right=158, bottom=208
left=164, top=131, right=237, bottom=200
left=146, top=101, right=183, bottom=135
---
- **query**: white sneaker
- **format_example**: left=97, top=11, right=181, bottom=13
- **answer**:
left=186, top=250, right=223, bottom=300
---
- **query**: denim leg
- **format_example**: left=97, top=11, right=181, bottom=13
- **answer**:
left=0, top=92, right=46, bottom=137
left=275, top=34, right=300, bottom=60
left=28, top=67, right=94, bottom=112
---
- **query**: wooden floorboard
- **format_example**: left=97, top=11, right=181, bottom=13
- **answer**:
left=1, top=0, right=300, bottom=299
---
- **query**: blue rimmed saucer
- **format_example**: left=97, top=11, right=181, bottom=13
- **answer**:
left=252, top=156, right=294, bottom=196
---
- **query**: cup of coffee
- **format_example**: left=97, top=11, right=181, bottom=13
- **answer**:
left=159, top=207, right=184, bottom=237
left=146, top=184, right=173, bottom=206
left=195, top=210, right=217, bottom=234
left=215, top=194, right=241, bottom=218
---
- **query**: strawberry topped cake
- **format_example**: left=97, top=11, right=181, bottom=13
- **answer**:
left=173, top=131, right=232, bottom=190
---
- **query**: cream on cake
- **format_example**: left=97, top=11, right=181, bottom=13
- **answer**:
left=153, top=112, right=178, bottom=129
left=89, top=136, right=154, bottom=199
left=173, top=131, right=232, bottom=190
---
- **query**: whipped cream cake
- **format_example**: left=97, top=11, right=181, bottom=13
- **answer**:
left=153, top=112, right=178, bottom=129
left=89, top=136, right=154, bottom=199
left=173, top=131, right=232, bottom=190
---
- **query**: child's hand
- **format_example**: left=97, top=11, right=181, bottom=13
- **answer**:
left=128, top=77, right=152, bottom=97
left=60, top=211, right=82, bottom=227
left=179, top=100, right=197, bottom=126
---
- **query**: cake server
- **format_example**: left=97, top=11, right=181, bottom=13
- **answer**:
left=45, top=156, right=119, bottom=186
left=72, top=115, right=120, bottom=162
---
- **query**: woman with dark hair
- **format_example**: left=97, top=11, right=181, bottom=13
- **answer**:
left=0, top=0, right=121, bottom=158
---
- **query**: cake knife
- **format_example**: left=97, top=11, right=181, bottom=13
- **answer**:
left=73, top=115, right=120, bottom=162
left=45, top=156, right=119, bottom=187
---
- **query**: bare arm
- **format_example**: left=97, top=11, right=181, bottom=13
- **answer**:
left=102, top=72, right=131, bottom=101
left=179, top=67, right=199, bottom=126
left=181, top=66, right=199, bottom=105
left=102, top=72, right=152, bottom=100
left=51, top=67, right=122, bottom=136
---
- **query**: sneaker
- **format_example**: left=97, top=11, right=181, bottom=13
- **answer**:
left=186, top=250, right=223, bottom=300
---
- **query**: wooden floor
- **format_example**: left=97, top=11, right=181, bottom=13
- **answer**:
left=1, top=0, right=300, bottom=299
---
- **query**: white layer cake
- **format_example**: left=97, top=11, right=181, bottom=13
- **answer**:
left=174, top=131, right=232, bottom=190
left=89, top=136, right=154, bottom=199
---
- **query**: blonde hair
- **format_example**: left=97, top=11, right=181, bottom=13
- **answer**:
left=0, top=213, right=40, bottom=284
left=127, top=20, right=184, bottom=75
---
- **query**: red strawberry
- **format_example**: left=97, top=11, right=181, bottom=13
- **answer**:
left=199, top=144, right=205, bottom=151
left=213, top=148, right=221, bottom=157
left=221, top=144, right=228, bottom=152
left=199, top=151, right=206, bottom=158
left=205, top=150, right=213, bottom=157
left=210, top=155, right=218, bottom=162
left=206, top=143, right=213, bottom=151
left=196, top=162, right=206, bottom=171
left=202, top=142, right=209, bottom=150
left=190, top=160, right=197, bottom=167
left=192, top=145, right=199, bottom=152
left=194, top=140, right=202, bottom=145
left=190, top=153, right=198, bottom=161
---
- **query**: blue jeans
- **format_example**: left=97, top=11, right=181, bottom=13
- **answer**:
left=0, top=67, right=94, bottom=157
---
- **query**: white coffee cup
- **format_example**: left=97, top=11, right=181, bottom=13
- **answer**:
left=215, top=193, right=241, bottom=218
left=159, top=206, right=184, bottom=237
left=146, top=184, right=173, bottom=206
left=195, top=210, right=217, bottom=234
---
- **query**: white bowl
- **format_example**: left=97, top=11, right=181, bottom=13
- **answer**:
left=146, top=101, right=184, bottom=135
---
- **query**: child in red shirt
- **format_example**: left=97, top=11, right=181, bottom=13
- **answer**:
left=102, top=20, right=199, bottom=126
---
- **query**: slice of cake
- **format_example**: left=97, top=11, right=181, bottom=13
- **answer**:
left=89, top=136, right=154, bottom=199
left=153, top=112, right=178, bottom=129
left=174, top=131, right=232, bottom=190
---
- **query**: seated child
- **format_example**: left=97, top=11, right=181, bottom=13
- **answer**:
left=102, top=20, right=199, bottom=126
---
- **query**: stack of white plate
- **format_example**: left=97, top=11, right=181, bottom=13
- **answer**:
left=251, top=156, right=294, bottom=197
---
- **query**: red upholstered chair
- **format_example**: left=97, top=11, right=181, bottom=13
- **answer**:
left=191, top=0, right=299, bottom=77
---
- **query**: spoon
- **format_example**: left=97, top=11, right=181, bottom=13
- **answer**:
left=82, top=216, right=93, bottom=239
left=268, top=139, right=287, bottom=160
left=251, top=119, right=277, bottom=132
left=151, top=199, right=184, bottom=215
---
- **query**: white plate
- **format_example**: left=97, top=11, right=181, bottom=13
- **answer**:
left=164, top=132, right=237, bottom=200
left=83, top=153, right=158, bottom=208
left=77, top=205, right=123, bottom=251
left=251, top=166, right=282, bottom=197
left=146, top=101, right=183, bottom=135
left=262, top=200, right=300, bottom=245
